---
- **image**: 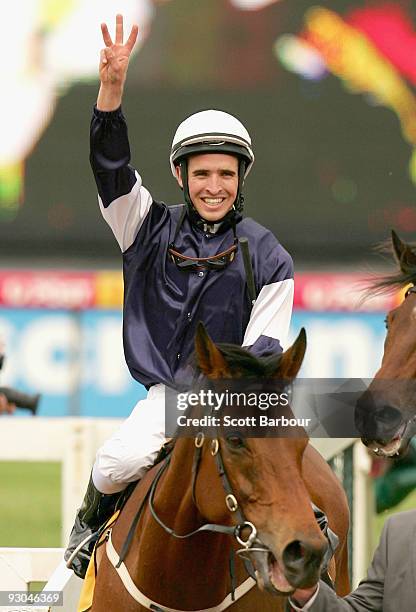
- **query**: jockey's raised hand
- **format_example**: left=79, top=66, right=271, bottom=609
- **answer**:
left=97, top=14, right=138, bottom=111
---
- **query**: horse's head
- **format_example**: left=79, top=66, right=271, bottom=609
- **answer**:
left=356, top=231, right=416, bottom=457
left=191, top=324, right=328, bottom=594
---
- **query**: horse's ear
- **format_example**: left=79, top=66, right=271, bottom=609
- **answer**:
left=391, top=229, right=416, bottom=271
left=391, top=229, right=405, bottom=263
left=274, top=328, right=307, bottom=381
left=195, top=322, right=230, bottom=378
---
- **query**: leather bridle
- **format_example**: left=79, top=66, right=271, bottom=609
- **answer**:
left=147, top=432, right=268, bottom=569
left=371, top=284, right=416, bottom=456
left=405, top=285, right=416, bottom=298
left=105, top=430, right=337, bottom=610
left=103, top=432, right=264, bottom=611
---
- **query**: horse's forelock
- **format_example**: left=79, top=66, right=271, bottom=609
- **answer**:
left=192, top=341, right=285, bottom=378
left=215, top=343, right=283, bottom=378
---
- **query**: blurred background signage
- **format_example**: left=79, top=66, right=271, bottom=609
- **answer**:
left=1, top=0, right=416, bottom=263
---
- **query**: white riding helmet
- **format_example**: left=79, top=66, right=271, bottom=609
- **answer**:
left=170, top=109, right=255, bottom=178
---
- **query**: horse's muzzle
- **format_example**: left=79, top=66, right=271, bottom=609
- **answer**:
left=281, top=538, right=327, bottom=588
left=355, top=392, right=404, bottom=443
left=253, top=538, right=327, bottom=594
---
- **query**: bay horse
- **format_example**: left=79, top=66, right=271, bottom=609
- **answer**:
left=90, top=325, right=349, bottom=611
left=356, top=230, right=416, bottom=458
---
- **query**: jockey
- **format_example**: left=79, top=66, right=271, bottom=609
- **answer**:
left=65, top=14, right=294, bottom=578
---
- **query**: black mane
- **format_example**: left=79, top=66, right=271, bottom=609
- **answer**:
left=369, top=242, right=416, bottom=294
left=196, top=342, right=283, bottom=378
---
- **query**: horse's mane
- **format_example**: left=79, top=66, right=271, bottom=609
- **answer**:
left=194, top=342, right=283, bottom=378
left=368, top=240, right=416, bottom=295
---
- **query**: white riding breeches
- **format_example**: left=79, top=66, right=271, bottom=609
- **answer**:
left=92, top=384, right=167, bottom=494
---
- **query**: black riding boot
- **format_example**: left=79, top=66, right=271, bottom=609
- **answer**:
left=64, top=475, right=121, bottom=579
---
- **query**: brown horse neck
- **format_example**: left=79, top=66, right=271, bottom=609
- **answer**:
left=152, top=437, right=201, bottom=528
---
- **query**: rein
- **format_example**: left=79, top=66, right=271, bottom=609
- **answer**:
left=104, top=431, right=337, bottom=610
left=105, top=432, right=268, bottom=611
left=147, top=433, right=267, bottom=566
left=148, top=454, right=236, bottom=540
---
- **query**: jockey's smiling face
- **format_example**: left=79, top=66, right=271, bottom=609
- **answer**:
left=175, top=153, right=239, bottom=222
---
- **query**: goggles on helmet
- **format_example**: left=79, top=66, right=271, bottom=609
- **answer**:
left=168, top=206, right=239, bottom=272
left=168, top=240, right=238, bottom=271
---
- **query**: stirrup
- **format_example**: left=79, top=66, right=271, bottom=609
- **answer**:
left=65, top=531, right=98, bottom=569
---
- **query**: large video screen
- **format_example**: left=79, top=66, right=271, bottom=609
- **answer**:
left=3, top=0, right=416, bottom=263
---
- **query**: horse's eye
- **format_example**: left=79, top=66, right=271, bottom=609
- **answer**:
left=384, top=316, right=389, bottom=330
left=226, top=434, right=245, bottom=449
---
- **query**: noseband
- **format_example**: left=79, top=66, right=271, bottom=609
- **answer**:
left=103, top=432, right=263, bottom=611
left=147, top=432, right=268, bottom=568
left=110, top=431, right=267, bottom=585
left=104, top=433, right=336, bottom=610
left=405, top=285, right=416, bottom=298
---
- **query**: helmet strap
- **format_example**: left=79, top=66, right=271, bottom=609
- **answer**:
left=179, top=159, right=193, bottom=210
left=234, top=159, right=246, bottom=213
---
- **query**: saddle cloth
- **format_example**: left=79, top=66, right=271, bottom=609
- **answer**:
left=77, top=511, right=120, bottom=612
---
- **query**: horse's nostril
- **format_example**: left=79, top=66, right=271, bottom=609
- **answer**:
left=376, top=405, right=402, bottom=425
left=283, top=540, right=303, bottom=566
left=282, top=539, right=326, bottom=572
left=355, top=394, right=404, bottom=439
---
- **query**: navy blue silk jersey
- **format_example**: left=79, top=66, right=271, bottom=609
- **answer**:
left=90, top=106, right=294, bottom=389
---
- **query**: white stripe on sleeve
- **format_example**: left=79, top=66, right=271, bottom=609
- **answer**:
left=98, top=171, right=153, bottom=252
left=242, top=278, right=294, bottom=350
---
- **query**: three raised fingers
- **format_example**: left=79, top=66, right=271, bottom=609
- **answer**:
left=101, top=14, right=138, bottom=51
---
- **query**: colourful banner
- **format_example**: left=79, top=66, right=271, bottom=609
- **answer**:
left=0, top=271, right=96, bottom=309
left=0, top=270, right=402, bottom=312
left=293, top=272, right=400, bottom=312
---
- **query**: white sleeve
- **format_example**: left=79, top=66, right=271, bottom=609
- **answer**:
left=242, top=278, right=294, bottom=350
left=98, top=170, right=153, bottom=252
